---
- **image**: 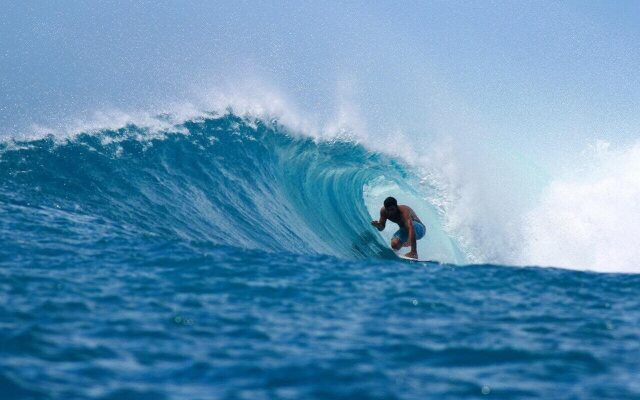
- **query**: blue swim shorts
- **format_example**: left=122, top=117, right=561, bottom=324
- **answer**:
left=392, top=221, right=426, bottom=243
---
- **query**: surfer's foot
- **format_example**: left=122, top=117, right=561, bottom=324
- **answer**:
left=404, top=251, right=418, bottom=259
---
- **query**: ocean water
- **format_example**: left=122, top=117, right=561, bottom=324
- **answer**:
left=2, top=114, right=640, bottom=399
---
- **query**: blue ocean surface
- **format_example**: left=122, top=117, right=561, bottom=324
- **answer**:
left=1, top=114, right=639, bottom=399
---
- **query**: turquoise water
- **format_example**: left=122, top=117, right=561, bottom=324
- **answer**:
left=1, top=115, right=639, bottom=399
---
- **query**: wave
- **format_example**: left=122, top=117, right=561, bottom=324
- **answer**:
left=0, top=113, right=464, bottom=262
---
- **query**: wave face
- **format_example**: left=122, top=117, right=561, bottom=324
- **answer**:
left=0, top=113, right=462, bottom=263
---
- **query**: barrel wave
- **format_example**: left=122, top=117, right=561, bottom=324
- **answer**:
left=0, top=113, right=462, bottom=262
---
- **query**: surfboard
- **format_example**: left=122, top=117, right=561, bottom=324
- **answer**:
left=396, top=254, right=440, bottom=264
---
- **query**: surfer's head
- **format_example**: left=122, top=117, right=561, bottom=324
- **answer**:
left=384, top=196, right=399, bottom=217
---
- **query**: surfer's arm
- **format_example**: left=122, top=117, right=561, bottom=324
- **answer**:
left=371, top=208, right=387, bottom=231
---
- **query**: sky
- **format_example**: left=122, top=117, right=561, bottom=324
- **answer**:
left=1, top=1, right=639, bottom=160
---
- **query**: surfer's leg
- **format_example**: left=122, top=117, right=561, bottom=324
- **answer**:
left=391, top=229, right=408, bottom=250
left=401, top=222, right=425, bottom=247
left=413, top=221, right=426, bottom=240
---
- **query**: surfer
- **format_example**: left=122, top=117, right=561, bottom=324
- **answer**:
left=371, top=197, right=426, bottom=259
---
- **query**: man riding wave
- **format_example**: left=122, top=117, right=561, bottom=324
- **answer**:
left=371, top=196, right=426, bottom=259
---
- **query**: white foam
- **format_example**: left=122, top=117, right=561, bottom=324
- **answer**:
left=413, top=134, right=537, bottom=265
left=520, top=141, right=640, bottom=272
left=5, top=82, right=344, bottom=145
left=412, top=132, right=640, bottom=273
left=3, top=77, right=410, bottom=162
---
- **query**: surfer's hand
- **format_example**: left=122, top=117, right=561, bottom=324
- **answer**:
left=371, top=220, right=379, bottom=228
left=404, top=251, right=418, bottom=259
